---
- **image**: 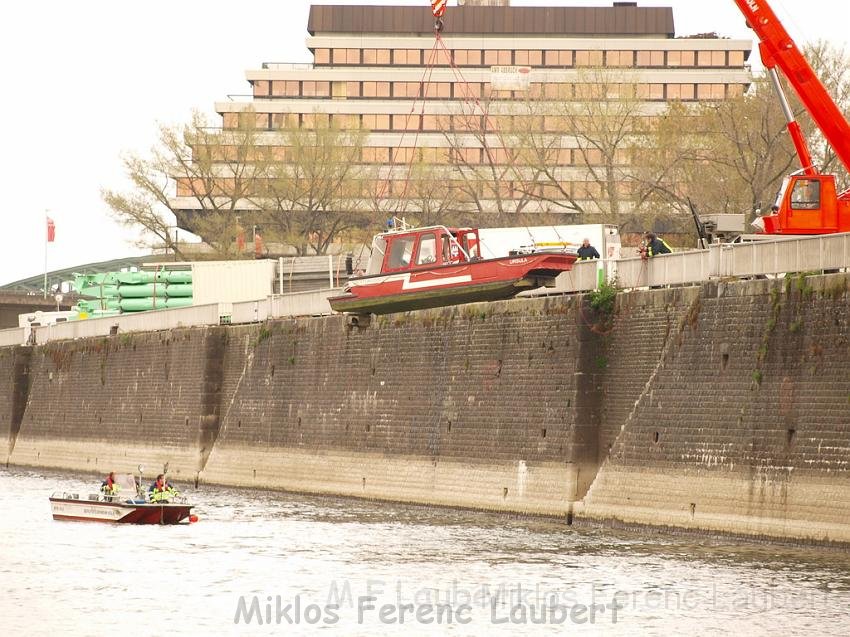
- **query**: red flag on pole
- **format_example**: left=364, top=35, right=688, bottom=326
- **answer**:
left=46, top=217, right=56, bottom=242
left=254, top=231, right=263, bottom=258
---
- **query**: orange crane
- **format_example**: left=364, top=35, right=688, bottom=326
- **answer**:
left=430, top=1, right=850, bottom=235
left=733, top=0, right=850, bottom=234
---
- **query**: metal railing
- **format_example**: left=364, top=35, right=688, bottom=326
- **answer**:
left=3, top=232, right=850, bottom=347
left=0, top=327, right=25, bottom=348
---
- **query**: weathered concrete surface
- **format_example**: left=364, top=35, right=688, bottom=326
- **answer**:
left=3, top=275, right=850, bottom=544
left=1, top=346, right=32, bottom=463
left=201, top=299, right=600, bottom=514
left=205, top=448, right=578, bottom=515
left=583, top=275, right=850, bottom=543
left=7, top=329, right=226, bottom=481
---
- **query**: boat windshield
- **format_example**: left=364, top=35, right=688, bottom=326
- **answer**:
left=386, top=236, right=416, bottom=270
left=366, top=236, right=387, bottom=275
left=115, top=474, right=138, bottom=498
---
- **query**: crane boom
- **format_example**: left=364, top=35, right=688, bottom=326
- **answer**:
left=732, top=0, right=850, bottom=177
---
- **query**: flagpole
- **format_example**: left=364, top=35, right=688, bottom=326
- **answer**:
left=44, top=210, right=49, bottom=299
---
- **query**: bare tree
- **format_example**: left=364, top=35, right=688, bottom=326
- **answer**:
left=638, top=76, right=797, bottom=220
left=256, top=121, right=372, bottom=255
left=555, top=71, right=651, bottom=221
left=800, top=40, right=850, bottom=190
left=103, top=111, right=265, bottom=259
left=373, top=153, right=468, bottom=228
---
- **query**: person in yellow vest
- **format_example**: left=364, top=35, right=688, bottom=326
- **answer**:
left=100, top=471, right=120, bottom=497
left=642, top=232, right=673, bottom=258
left=148, top=474, right=179, bottom=503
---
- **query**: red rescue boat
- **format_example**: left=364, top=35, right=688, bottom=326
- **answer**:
left=329, top=224, right=577, bottom=315
left=49, top=494, right=193, bottom=524
left=49, top=473, right=194, bottom=524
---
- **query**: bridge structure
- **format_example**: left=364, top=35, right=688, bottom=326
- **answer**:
left=0, top=255, right=164, bottom=328
left=0, top=252, right=354, bottom=329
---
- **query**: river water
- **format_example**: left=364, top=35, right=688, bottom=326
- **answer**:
left=2, top=466, right=849, bottom=636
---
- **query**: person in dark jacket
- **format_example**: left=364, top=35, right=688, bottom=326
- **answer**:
left=643, top=232, right=672, bottom=257
left=576, top=238, right=600, bottom=260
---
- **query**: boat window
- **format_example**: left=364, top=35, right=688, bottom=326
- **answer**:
left=416, top=233, right=437, bottom=265
left=790, top=179, right=821, bottom=210
left=386, top=236, right=415, bottom=269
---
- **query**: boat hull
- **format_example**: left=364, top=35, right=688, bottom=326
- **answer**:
left=49, top=497, right=193, bottom=524
left=329, top=253, right=575, bottom=315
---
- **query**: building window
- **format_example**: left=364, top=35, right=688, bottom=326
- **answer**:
left=394, top=49, right=421, bottom=65
left=606, top=51, right=634, bottom=67
left=636, top=50, right=664, bottom=67
left=254, top=81, right=270, bottom=97
left=392, top=114, right=420, bottom=131
left=575, top=50, right=604, bottom=67
left=314, top=49, right=330, bottom=65
left=222, top=113, right=238, bottom=129
left=272, top=113, right=299, bottom=129
left=729, top=51, right=745, bottom=67
left=545, top=50, right=568, bottom=66
left=697, top=50, right=714, bottom=67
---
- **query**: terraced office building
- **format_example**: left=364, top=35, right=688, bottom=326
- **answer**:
left=172, top=1, right=753, bottom=231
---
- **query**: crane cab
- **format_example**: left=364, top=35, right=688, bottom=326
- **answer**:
left=760, top=174, right=850, bottom=234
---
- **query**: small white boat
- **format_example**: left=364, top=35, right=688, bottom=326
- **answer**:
left=49, top=473, right=194, bottom=525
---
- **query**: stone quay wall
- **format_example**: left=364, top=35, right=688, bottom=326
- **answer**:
left=3, top=275, right=849, bottom=543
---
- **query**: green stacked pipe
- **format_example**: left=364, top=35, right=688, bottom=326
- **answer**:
left=72, top=269, right=193, bottom=313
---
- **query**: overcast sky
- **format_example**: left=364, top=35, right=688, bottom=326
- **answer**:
left=2, top=0, right=848, bottom=286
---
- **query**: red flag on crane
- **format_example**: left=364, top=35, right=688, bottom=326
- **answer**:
left=46, top=217, right=56, bottom=242
left=431, top=0, right=446, bottom=18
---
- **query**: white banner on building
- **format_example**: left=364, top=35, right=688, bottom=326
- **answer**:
left=490, top=66, right=532, bottom=91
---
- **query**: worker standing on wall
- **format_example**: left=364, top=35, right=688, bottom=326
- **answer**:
left=642, top=232, right=672, bottom=258
left=577, top=238, right=600, bottom=260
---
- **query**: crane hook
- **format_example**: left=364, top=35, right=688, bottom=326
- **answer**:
left=431, top=0, right=446, bottom=32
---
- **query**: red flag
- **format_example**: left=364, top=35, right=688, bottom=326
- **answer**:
left=254, top=231, right=263, bottom=258
left=46, top=217, right=56, bottom=242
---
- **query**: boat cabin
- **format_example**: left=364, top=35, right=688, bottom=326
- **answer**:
left=366, top=226, right=481, bottom=275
